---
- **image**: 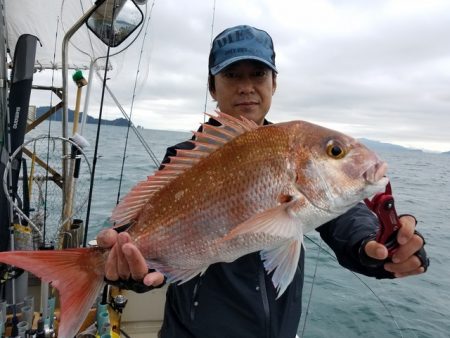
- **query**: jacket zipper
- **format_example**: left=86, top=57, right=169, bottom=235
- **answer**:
left=259, top=264, right=271, bottom=338
left=190, top=277, right=201, bottom=321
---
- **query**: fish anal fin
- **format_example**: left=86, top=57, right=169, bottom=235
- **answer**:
left=150, top=261, right=207, bottom=284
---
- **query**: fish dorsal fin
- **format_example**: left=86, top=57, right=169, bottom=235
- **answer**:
left=110, top=112, right=259, bottom=227
left=110, top=170, right=176, bottom=227
left=191, top=111, right=258, bottom=151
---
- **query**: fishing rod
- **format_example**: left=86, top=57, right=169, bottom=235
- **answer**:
left=82, top=13, right=116, bottom=248
left=4, top=77, right=19, bottom=336
left=116, top=0, right=157, bottom=204
left=202, top=0, right=216, bottom=123
left=42, top=13, right=61, bottom=246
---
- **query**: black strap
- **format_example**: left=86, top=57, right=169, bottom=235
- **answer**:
left=104, top=269, right=166, bottom=293
left=412, top=230, right=429, bottom=272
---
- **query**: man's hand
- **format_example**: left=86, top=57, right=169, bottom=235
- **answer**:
left=97, top=229, right=165, bottom=287
left=364, top=215, right=428, bottom=278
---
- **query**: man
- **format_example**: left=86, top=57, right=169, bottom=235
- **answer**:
left=98, top=25, right=428, bottom=337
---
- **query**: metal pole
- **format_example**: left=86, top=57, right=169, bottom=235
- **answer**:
left=61, top=1, right=105, bottom=236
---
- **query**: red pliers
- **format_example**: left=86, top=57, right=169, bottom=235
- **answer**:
left=364, top=182, right=401, bottom=257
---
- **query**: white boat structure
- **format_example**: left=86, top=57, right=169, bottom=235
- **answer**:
left=0, top=0, right=165, bottom=336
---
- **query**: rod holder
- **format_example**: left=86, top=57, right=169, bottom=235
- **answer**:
left=20, top=305, right=33, bottom=328
left=62, top=218, right=84, bottom=248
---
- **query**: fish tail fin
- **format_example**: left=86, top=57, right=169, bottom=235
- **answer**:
left=0, top=247, right=107, bottom=338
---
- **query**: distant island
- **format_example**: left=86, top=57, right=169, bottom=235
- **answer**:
left=36, top=106, right=131, bottom=127
left=358, top=138, right=423, bottom=153
left=36, top=107, right=449, bottom=154
left=359, top=138, right=450, bottom=155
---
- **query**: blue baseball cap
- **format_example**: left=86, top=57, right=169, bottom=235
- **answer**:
left=208, top=25, right=277, bottom=75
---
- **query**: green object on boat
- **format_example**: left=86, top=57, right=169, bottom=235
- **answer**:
left=72, top=69, right=84, bottom=82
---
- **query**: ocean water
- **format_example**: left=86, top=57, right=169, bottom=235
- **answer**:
left=27, top=122, right=450, bottom=338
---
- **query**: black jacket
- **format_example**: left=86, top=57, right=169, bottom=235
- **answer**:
left=159, top=119, right=390, bottom=338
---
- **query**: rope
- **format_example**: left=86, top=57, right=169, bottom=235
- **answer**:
left=299, top=236, right=321, bottom=337
left=301, top=234, right=405, bottom=338
left=116, top=0, right=157, bottom=205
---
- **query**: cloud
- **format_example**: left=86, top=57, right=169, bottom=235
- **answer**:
left=28, top=0, right=450, bottom=152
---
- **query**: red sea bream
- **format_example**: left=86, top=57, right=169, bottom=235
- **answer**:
left=0, top=112, right=388, bottom=337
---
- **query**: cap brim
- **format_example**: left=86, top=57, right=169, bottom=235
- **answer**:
left=210, top=56, right=278, bottom=75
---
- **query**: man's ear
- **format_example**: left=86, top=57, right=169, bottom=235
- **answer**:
left=272, top=76, right=277, bottom=95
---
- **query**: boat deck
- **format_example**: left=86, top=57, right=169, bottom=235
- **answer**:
left=121, top=321, right=161, bottom=337
left=119, top=286, right=166, bottom=338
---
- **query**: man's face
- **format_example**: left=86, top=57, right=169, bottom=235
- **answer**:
left=210, top=61, right=277, bottom=126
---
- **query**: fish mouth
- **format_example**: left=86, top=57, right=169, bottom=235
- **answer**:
left=323, top=160, right=389, bottom=214
left=296, top=160, right=390, bottom=216
left=363, top=161, right=388, bottom=184
left=359, top=160, right=390, bottom=202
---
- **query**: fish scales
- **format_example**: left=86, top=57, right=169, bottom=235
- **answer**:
left=133, top=124, right=292, bottom=266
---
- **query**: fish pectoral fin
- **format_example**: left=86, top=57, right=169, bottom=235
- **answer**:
left=223, top=200, right=304, bottom=241
left=261, top=238, right=302, bottom=297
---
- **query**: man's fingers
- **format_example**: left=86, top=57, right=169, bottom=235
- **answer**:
left=143, top=271, right=165, bottom=287
left=117, top=233, right=131, bottom=279
left=364, top=240, right=388, bottom=260
left=101, top=230, right=162, bottom=286
left=97, top=229, right=118, bottom=248
left=394, top=267, right=425, bottom=278
left=385, top=255, right=422, bottom=275
left=397, top=215, right=416, bottom=245
left=391, top=234, right=424, bottom=263
left=122, top=243, right=149, bottom=281
left=105, top=245, right=119, bottom=280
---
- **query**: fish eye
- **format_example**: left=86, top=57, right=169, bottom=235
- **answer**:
left=326, top=141, right=346, bottom=159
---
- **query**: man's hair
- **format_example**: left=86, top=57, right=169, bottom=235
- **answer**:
left=208, top=69, right=277, bottom=94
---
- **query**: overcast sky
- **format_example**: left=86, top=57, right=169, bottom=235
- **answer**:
left=32, top=0, right=450, bottom=152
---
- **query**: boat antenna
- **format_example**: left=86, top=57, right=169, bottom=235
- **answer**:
left=116, top=0, right=157, bottom=205
left=42, top=15, right=61, bottom=246
left=202, top=0, right=216, bottom=122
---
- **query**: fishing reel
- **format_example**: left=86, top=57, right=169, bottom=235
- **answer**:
left=0, top=263, right=24, bottom=284
left=111, top=294, right=128, bottom=313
